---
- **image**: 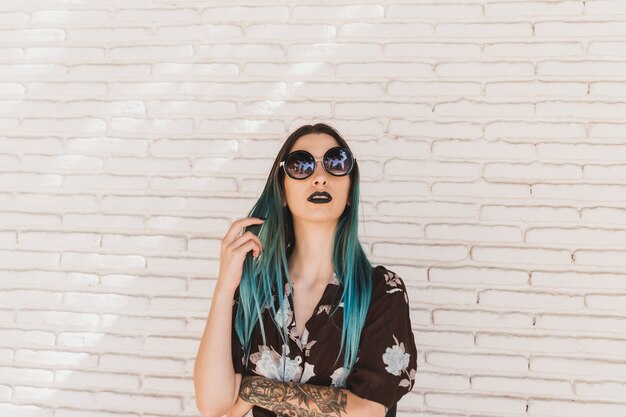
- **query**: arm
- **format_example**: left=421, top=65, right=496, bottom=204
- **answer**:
left=238, top=375, right=387, bottom=417
left=194, top=284, right=240, bottom=417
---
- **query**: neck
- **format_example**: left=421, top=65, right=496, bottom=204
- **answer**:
left=287, top=218, right=336, bottom=288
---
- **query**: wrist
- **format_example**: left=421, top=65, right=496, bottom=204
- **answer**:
left=214, top=281, right=237, bottom=298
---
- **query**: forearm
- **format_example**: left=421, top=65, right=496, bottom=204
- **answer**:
left=239, top=375, right=386, bottom=417
left=194, top=284, right=238, bottom=416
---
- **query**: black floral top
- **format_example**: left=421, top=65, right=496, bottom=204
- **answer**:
left=231, top=265, right=417, bottom=416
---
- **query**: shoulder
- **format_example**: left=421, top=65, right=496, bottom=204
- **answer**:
left=371, top=265, right=409, bottom=304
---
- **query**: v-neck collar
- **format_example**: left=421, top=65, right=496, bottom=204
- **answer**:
left=281, top=271, right=342, bottom=349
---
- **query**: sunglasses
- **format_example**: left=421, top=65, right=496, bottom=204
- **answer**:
left=280, top=146, right=356, bottom=180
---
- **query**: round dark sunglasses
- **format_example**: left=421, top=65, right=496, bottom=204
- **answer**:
left=280, top=146, right=356, bottom=180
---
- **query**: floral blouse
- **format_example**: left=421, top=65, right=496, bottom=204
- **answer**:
left=231, top=265, right=417, bottom=416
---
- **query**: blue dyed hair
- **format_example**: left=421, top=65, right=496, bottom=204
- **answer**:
left=233, top=123, right=373, bottom=379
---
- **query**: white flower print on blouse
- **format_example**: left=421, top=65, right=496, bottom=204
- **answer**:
left=274, top=292, right=294, bottom=328
left=249, top=343, right=303, bottom=382
left=300, top=361, right=316, bottom=383
left=330, top=366, right=350, bottom=388
left=382, top=334, right=413, bottom=388
left=382, top=269, right=409, bottom=304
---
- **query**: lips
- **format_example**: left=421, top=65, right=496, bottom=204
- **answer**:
left=307, top=191, right=332, bottom=203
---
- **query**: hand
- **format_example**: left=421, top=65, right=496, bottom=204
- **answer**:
left=217, top=217, right=265, bottom=293
left=225, top=395, right=254, bottom=417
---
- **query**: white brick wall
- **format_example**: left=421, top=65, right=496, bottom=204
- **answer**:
left=2, top=1, right=626, bottom=416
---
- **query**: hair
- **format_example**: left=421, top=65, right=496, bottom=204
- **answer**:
left=232, top=122, right=373, bottom=380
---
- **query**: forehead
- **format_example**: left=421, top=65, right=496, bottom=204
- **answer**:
left=289, top=133, right=340, bottom=157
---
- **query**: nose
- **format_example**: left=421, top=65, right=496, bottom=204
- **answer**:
left=311, top=157, right=327, bottom=185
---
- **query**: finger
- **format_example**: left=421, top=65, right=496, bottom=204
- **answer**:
left=235, top=240, right=262, bottom=258
left=225, top=217, right=265, bottom=244
left=232, top=232, right=263, bottom=253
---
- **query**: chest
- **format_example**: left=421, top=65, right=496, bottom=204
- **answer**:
left=291, top=283, right=328, bottom=338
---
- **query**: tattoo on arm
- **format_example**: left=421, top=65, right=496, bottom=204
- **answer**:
left=239, top=375, right=349, bottom=417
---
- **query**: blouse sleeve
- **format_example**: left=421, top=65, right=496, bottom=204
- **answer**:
left=231, top=287, right=245, bottom=375
left=345, top=266, right=418, bottom=410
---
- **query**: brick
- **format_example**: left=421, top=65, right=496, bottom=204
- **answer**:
left=0, top=250, right=60, bottom=268
left=99, top=353, right=185, bottom=373
left=63, top=291, right=149, bottom=310
left=293, top=5, right=383, bottom=20
left=109, top=46, right=193, bottom=61
left=430, top=266, right=528, bottom=285
left=413, top=330, right=474, bottom=350
left=531, top=356, right=626, bottom=378
left=196, top=43, right=284, bottom=58
left=101, top=234, right=185, bottom=251
left=473, top=375, right=571, bottom=396
left=373, top=242, right=468, bottom=261
left=0, top=290, right=62, bottom=307
left=478, top=333, right=626, bottom=356
left=245, top=24, right=335, bottom=39
left=29, top=82, right=107, bottom=96
left=146, top=257, right=217, bottom=275
left=17, top=310, right=99, bottom=327
left=61, top=252, right=146, bottom=270
left=144, top=336, right=198, bottom=354
left=148, top=99, right=237, bottom=114
left=341, top=23, right=432, bottom=39
left=25, top=47, right=104, bottom=61
left=387, top=4, right=480, bottom=18
left=108, top=118, right=193, bottom=135
left=426, top=392, right=526, bottom=414
left=58, top=332, right=143, bottom=350
left=0, top=173, right=62, bottom=189
left=378, top=200, right=476, bottom=218
left=434, top=310, right=532, bottom=329
left=0, top=30, right=64, bottom=42
left=428, top=351, right=527, bottom=372
left=434, top=139, right=535, bottom=159
left=472, top=246, right=571, bottom=265
left=70, top=64, right=150, bottom=78
left=95, top=391, right=181, bottom=413
left=537, top=314, right=626, bottom=334
left=19, top=231, right=101, bottom=249
left=31, top=10, right=109, bottom=24
left=479, top=290, right=583, bottom=310
left=21, top=118, right=106, bottom=133
left=56, top=370, right=140, bottom=390
left=532, top=271, right=626, bottom=290
left=0, top=404, right=53, bottom=417
left=15, top=348, right=98, bottom=367
left=485, top=1, right=582, bottom=16
left=101, top=314, right=185, bottom=332
left=425, top=223, right=522, bottom=242
left=536, top=21, right=626, bottom=37
left=527, top=227, right=626, bottom=245
left=481, top=204, right=579, bottom=223
left=405, top=287, right=476, bottom=307
left=0, top=329, right=55, bottom=346
left=155, top=24, right=242, bottom=41
left=63, top=213, right=144, bottom=230
left=101, top=195, right=185, bottom=211
left=64, top=138, right=147, bottom=155
left=100, top=275, right=186, bottom=292
left=0, top=270, right=98, bottom=288
left=201, top=6, right=288, bottom=22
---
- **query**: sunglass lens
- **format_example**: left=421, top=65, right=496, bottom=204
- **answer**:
left=324, top=147, right=353, bottom=176
left=286, top=151, right=315, bottom=179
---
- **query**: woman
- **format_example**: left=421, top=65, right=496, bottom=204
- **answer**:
left=194, top=123, right=417, bottom=417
